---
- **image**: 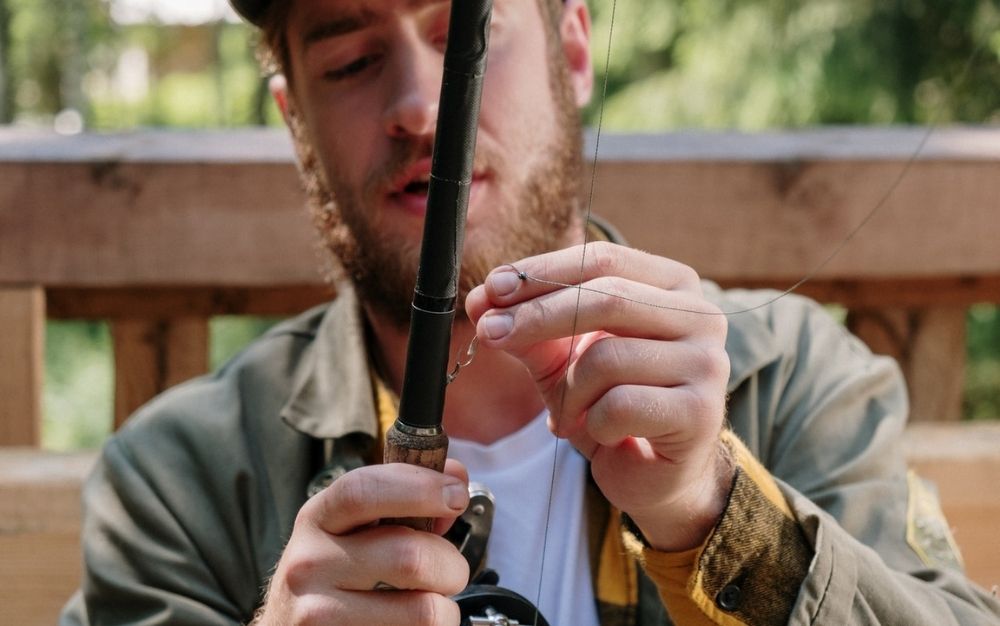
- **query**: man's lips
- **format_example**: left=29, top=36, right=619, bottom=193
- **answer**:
left=386, top=159, right=489, bottom=216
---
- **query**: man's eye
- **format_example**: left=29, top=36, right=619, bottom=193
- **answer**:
left=324, top=54, right=380, bottom=81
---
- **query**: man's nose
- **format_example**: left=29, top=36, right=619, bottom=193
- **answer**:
left=382, top=43, right=442, bottom=139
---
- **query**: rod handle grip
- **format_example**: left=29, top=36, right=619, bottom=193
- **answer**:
left=382, top=422, right=449, bottom=532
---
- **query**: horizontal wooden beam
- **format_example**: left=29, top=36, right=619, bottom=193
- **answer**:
left=0, top=449, right=94, bottom=626
left=1, top=128, right=998, bottom=290
left=46, top=285, right=334, bottom=319
left=904, top=422, right=1000, bottom=588
left=39, top=276, right=1000, bottom=322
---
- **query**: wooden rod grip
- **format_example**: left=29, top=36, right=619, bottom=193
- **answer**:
left=382, top=421, right=449, bottom=532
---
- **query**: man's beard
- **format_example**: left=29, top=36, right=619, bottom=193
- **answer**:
left=289, top=68, right=585, bottom=328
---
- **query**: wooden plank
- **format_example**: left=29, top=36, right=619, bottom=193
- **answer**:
left=0, top=449, right=95, bottom=626
left=163, top=317, right=209, bottom=389
left=112, top=319, right=161, bottom=427
left=1, top=129, right=998, bottom=288
left=849, top=307, right=967, bottom=422
left=46, top=285, right=334, bottom=319
left=111, top=317, right=209, bottom=427
left=39, top=278, right=997, bottom=320
left=727, top=275, right=1000, bottom=309
left=904, top=422, right=1000, bottom=589
left=591, top=158, right=1000, bottom=283
left=906, top=308, right=968, bottom=423
left=0, top=161, right=316, bottom=287
left=0, top=287, right=44, bottom=446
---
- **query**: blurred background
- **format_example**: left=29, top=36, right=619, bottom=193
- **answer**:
left=1, top=0, right=997, bottom=449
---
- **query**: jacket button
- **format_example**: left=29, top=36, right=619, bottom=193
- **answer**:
left=716, top=583, right=742, bottom=611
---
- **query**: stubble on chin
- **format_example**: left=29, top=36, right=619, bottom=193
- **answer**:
left=285, top=67, right=586, bottom=330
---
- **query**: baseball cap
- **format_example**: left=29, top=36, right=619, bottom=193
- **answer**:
left=230, top=0, right=268, bottom=26
left=229, top=0, right=568, bottom=27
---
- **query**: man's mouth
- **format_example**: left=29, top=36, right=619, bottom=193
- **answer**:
left=401, top=175, right=431, bottom=196
left=387, top=159, right=487, bottom=216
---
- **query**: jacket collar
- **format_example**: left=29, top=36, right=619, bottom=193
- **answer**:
left=280, top=284, right=381, bottom=440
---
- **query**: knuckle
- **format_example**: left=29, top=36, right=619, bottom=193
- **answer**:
left=704, top=345, right=732, bottom=382
left=444, top=557, right=471, bottom=595
left=596, top=385, right=636, bottom=428
left=280, top=546, right=323, bottom=593
left=331, top=470, right=375, bottom=516
left=689, top=345, right=730, bottom=382
left=415, top=593, right=461, bottom=626
left=576, top=337, right=618, bottom=380
left=590, top=277, right=628, bottom=316
left=681, top=387, right=725, bottom=435
left=520, top=297, right=550, bottom=330
left=394, top=540, right=430, bottom=582
left=677, top=263, right=700, bottom=287
left=293, top=500, right=317, bottom=533
left=589, top=241, right=622, bottom=276
left=705, top=307, right=729, bottom=337
left=290, top=594, right=337, bottom=626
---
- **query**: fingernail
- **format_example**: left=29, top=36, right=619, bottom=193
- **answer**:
left=443, top=482, right=468, bottom=511
left=482, top=313, right=513, bottom=340
left=489, top=271, right=520, bottom=297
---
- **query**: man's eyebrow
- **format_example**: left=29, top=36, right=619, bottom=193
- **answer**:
left=301, top=0, right=446, bottom=50
left=302, top=12, right=376, bottom=49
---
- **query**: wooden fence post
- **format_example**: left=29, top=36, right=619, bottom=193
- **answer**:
left=848, top=306, right=967, bottom=422
left=0, top=286, right=44, bottom=446
left=111, top=317, right=208, bottom=428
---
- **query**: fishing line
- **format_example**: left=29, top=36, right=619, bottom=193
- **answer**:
left=513, top=28, right=991, bottom=320
left=451, top=3, right=993, bottom=623
left=531, top=0, right=620, bottom=622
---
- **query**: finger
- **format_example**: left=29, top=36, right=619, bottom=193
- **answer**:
left=432, top=459, right=470, bottom=535
left=580, top=383, right=727, bottom=452
left=287, top=590, right=461, bottom=626
left=479, top=276, right=725, bottom=348
left=552, top=337, right=730, bottom=435
left=329, top=526, right=470, bottom=594
left=490, top=242, right=704, bottom=307
left=303, top=464, right=469, bottom=536
left=442, top=458, right=468, bottom=484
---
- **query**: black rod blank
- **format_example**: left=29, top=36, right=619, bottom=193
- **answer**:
left=396, top=0, right=494, bottom=429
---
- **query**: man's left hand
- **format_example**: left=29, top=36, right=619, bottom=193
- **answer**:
left=466, top=242, right=734, bottom=552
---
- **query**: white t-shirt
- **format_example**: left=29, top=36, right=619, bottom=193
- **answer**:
left=449, top=411, right=600, bottom=626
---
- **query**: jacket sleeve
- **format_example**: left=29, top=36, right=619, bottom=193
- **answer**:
left=768, top=296, right=999, bottom=624
left=629, top=292, right=1000, bottom=625
left=59, top=429, right=267, bottom=626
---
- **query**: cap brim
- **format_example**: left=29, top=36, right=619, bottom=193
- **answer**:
left=230, top=0, right=269, bottom=26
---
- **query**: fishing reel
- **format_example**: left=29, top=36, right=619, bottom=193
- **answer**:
left=446, top=484, right=550, bottom=626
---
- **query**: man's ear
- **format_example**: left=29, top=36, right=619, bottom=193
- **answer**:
left=269, top=74, right=293, bottom=126
left=560, top=0, right=593, bottom=107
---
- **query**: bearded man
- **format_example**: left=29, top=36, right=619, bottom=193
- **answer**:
left=61, top=1, right=1000, bottom=625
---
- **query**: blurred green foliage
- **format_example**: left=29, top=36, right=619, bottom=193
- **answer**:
left=209, top=316, right=281, bottom=368
left=2, top=0, right=996, bottom=448
left=966, top=306, right=1000, bottom=421
left=42, top=317, right=281, bottom=451
left=587, top=0, right=1000, bottom=129
left=43, top=321, right=113, bottom=450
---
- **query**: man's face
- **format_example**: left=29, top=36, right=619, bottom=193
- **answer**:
left=281, top=0, right=592, bottom=326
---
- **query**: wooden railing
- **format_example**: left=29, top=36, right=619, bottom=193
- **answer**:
left=0, top=128, right=998, bottom=623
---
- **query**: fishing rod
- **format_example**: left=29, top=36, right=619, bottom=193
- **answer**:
left=380, top=2, right=550, bottom=624
left=382, top=0, right=492, bottom=528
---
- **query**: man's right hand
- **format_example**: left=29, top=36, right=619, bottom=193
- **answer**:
left=253, top=460, right=471, bottom=625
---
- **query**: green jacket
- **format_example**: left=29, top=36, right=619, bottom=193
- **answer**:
left=61, top=282, right=1000, bottom=625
